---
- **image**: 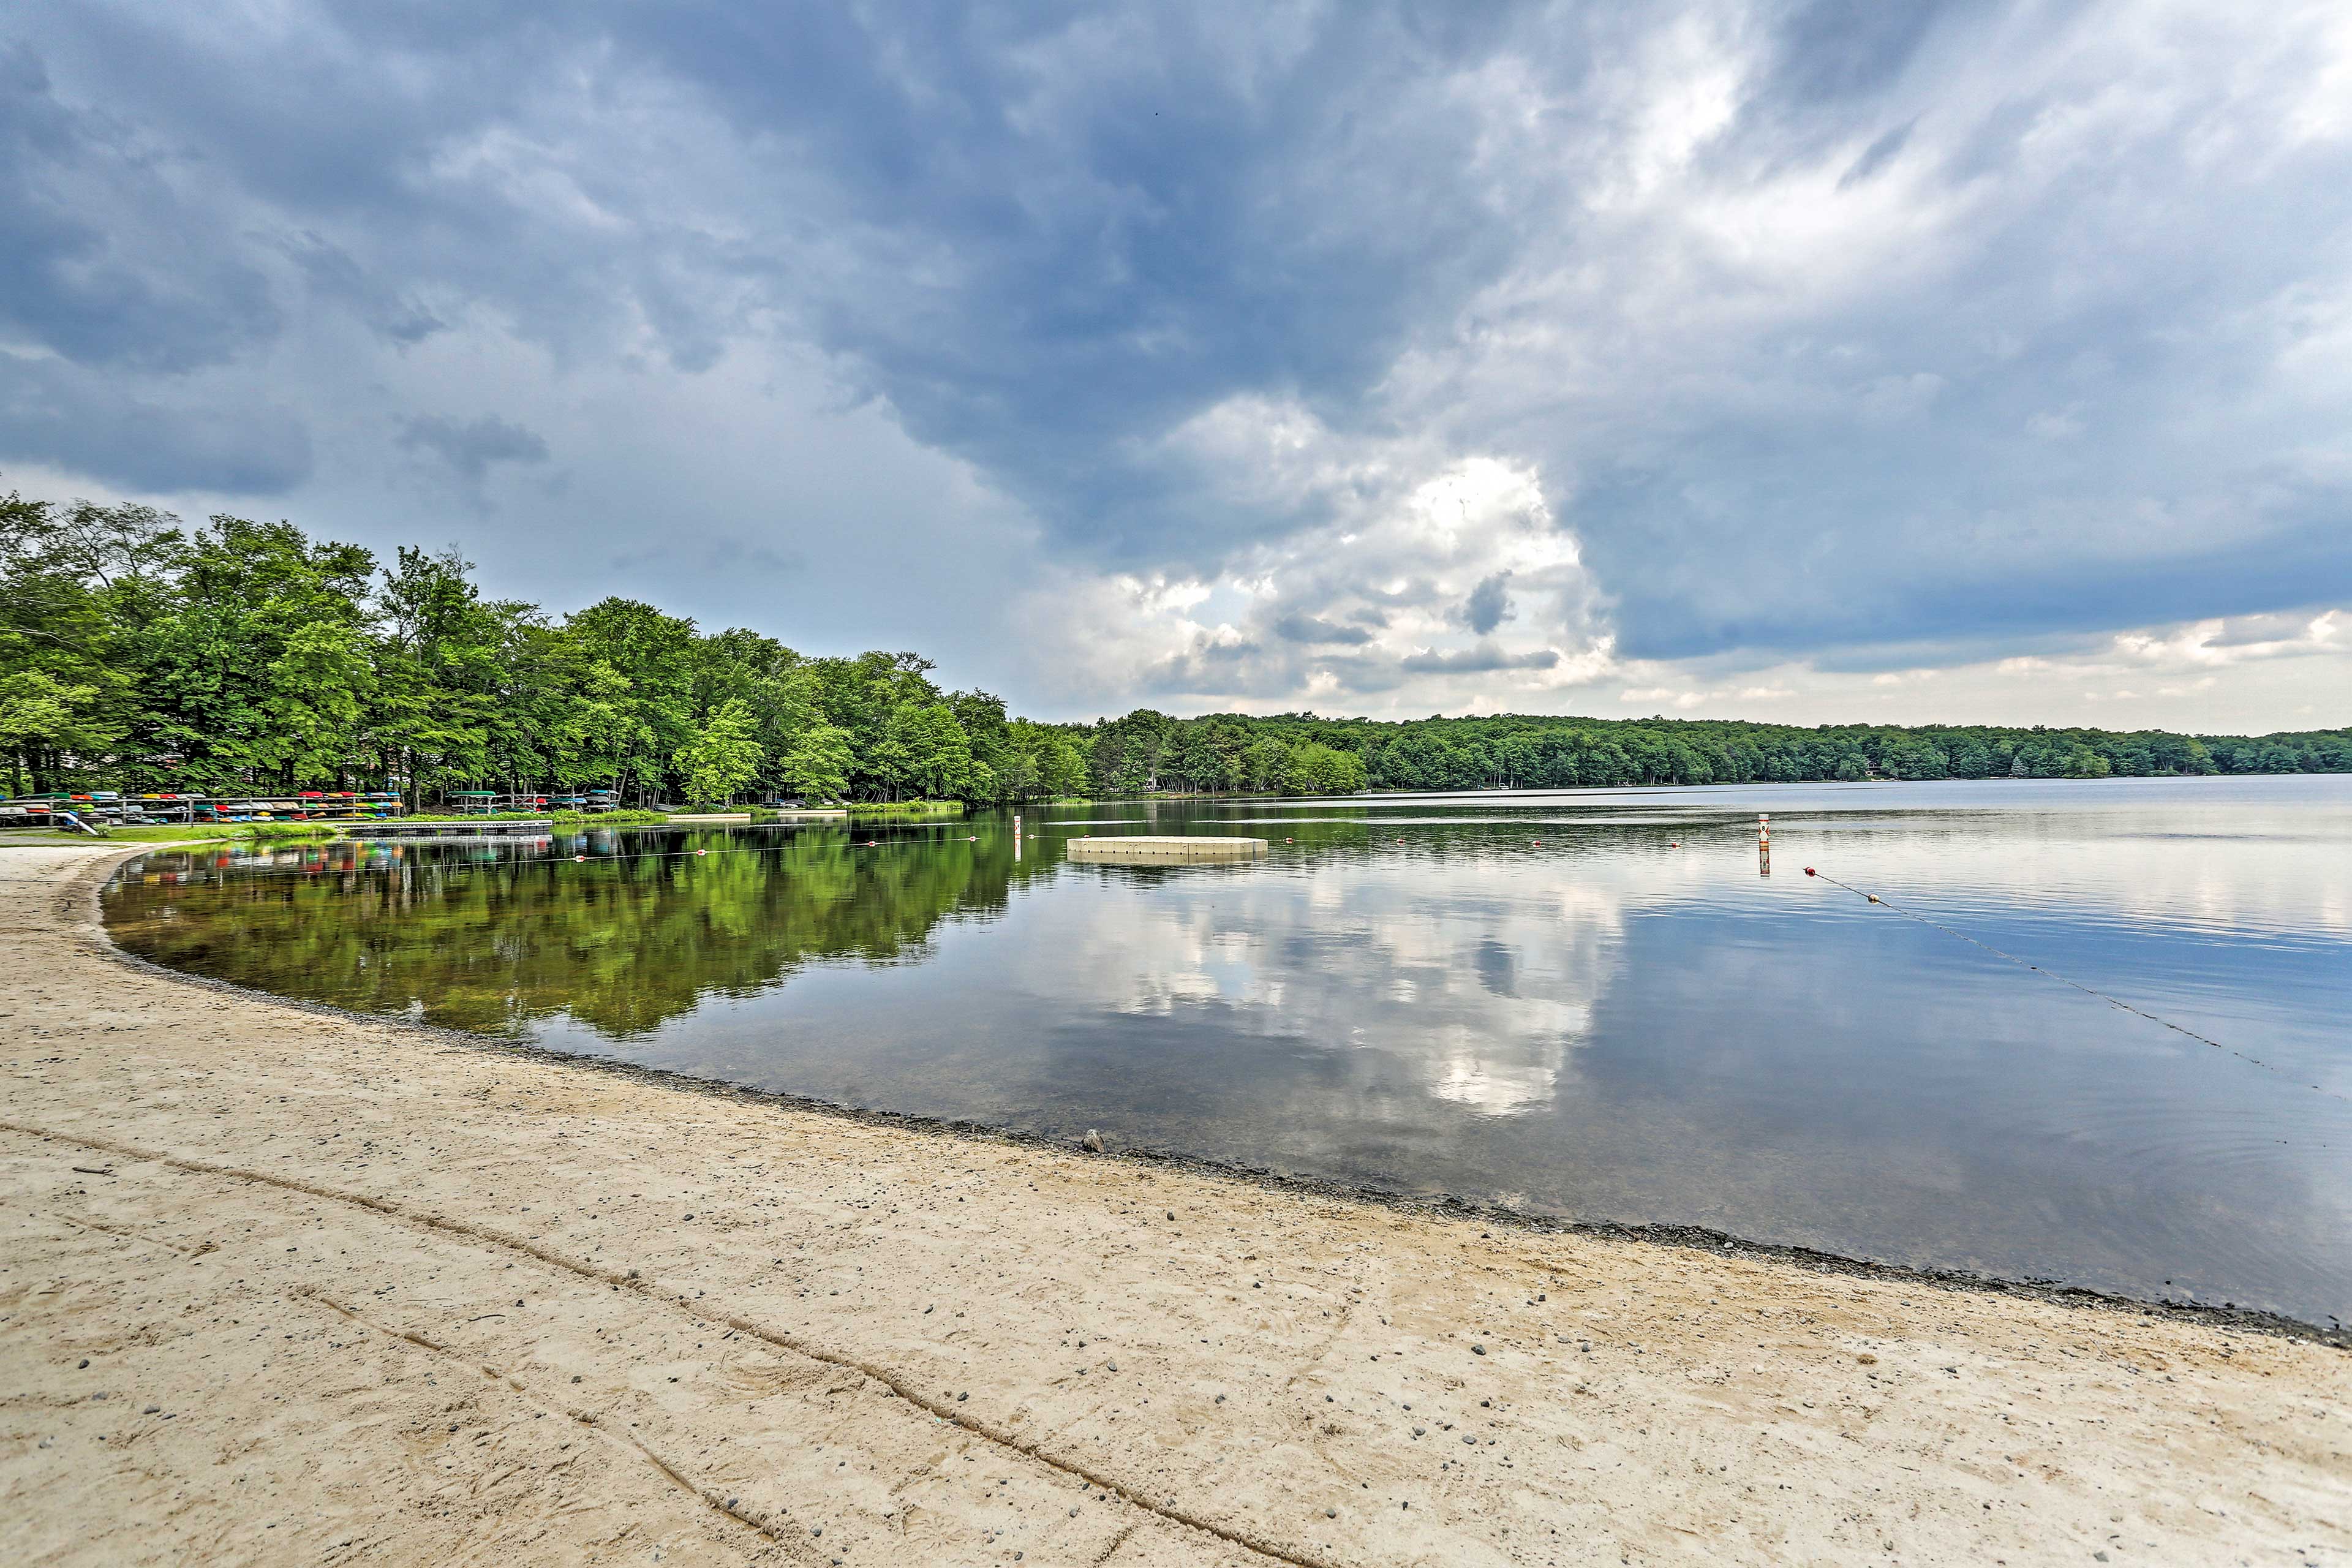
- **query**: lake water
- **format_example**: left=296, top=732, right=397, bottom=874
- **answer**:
left=103, top=776, right=2352, bottom=1327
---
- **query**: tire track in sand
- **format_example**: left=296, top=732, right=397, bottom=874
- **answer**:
left=0, top=1116, right=1336, bottom=1568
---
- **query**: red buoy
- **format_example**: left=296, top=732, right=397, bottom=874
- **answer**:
left=574, top=854, right=586, bottom=862
left=1804, top=867, right=1816, bottom=876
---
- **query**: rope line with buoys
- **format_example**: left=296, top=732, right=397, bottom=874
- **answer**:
left=1802, top=864, right=2348, bottom=1107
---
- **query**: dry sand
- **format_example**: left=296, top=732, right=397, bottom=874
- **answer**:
left=2, top=842, right=2346, bottom=1566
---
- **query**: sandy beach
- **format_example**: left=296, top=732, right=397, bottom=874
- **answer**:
left=2, top=842, right=2346, bottom=1567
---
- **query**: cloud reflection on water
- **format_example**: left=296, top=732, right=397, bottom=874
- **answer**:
left=1041, top=857, right=1627, bottom=1118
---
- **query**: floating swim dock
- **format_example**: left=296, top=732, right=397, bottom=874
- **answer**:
left=1068, top=835, right=1267, bottom=864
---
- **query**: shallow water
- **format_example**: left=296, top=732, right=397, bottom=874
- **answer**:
left=105, top=776, right=2352, bottom=1325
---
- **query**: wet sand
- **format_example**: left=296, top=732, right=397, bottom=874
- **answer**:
left=2, top=843, right=2347, bottom=1566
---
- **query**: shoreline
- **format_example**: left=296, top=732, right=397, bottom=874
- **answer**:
left=7, top=842, right=2349, bottom=1565
left=84, top=842, right=2343, bottom=1349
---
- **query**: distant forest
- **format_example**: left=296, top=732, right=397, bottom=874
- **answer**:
left=5, top=491, right=2346, bottom=805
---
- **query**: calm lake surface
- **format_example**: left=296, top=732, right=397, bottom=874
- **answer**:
left=105, top=776, right=2352, bottom=1326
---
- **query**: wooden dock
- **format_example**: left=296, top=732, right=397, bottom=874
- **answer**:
left=346, top=819, right=554, bottom=839
left=1067, top=835, right=1267, bottom=864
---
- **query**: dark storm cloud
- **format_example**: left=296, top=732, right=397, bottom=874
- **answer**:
left=1837, top=121, right=1915, bottom=189
left=1273, top=613, right=1376, bottom=647
left=0, top=43, right=283, bottom=374
left=576, top=1, right=1545, bottom=557
left=1401, top=644, right=1560, bottom=675
left=281, top=233, right=445, bottom=346
left=398, top=415, right=550, bottom=482
left=0, top=358, right=312, bottom=493
left=1760, top=0, right=1970, bottom=106
left=1460, top=573, right=1513, bottom=636
left=0, top=1, right=2346, bottom=692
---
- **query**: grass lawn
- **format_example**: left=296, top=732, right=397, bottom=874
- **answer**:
left=1, top=822, right=312, bottom=845
left=843, top=799, right=966, bottom=816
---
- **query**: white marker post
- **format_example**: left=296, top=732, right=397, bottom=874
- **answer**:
left=1758, top=812, right=1771, bottom=876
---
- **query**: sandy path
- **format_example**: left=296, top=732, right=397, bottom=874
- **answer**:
left=1, top=843, right=2346, bottom=1567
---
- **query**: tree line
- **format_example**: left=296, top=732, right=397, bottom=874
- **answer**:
left=1082, top=707, right=2352, bottom=794
left=0, top=492, right=1088, bottom=806
left=4, top=489, right=2344, bottom=805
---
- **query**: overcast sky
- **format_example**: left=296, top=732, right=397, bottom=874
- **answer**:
left=4, top=2, right=2348, bottom=731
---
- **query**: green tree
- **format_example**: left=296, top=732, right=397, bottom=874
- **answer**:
left=141, top=516, right=376, bottom=790
left=1039, top=731, right=1090, bottom=797
left=562, top=598, right=698, bottom=803
left=949, top=690, right=1011, bottom=801
left=779, top=722, right=855, bottom=802
left=1880, top=736, right=1950, bottom=780
left=0, top=671, right=103, bottom=794
left=0, top=493, right=182, bottom=790
left=675, top=698, right=765, bottom=805
left=900, top=703, right=978, bottom=799
left=369, top=547, right=530, bottom=809
left=1173, top=721, right=1220, bottom=792
left=1285, top=741, right=1366, bottom=794
left=997, top=720, right=1049, bottom=801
